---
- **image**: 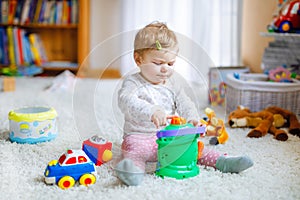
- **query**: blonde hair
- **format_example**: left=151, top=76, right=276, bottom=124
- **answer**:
left=134, top=21, right=178, bottom=54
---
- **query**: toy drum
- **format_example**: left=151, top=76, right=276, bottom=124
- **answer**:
left=9, top=107, right=58, bottom=144
left=156, top=117, right=206, bottom=179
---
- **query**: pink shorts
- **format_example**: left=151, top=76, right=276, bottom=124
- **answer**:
left=121, top=134, right=158, bottom=171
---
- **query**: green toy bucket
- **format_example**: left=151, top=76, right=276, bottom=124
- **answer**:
left=156, top=133, right=200, bottom=179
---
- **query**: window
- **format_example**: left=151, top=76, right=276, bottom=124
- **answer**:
left=65, top=157, right=77, bottom=165
left=119, top=0, right=243, bottom=82
left=58, top=154, right=66, bottom=165
left=282, top=4, right=290, bottom=15
left=78, top=156, right=87, bottom=163
left=291, top=3, right=299, bottom=14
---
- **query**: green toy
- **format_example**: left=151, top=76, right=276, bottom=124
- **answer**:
left=156, top=116, right=206, bottom=179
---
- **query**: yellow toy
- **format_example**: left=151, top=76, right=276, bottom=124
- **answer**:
left=201, top=107, right=229, bottom=145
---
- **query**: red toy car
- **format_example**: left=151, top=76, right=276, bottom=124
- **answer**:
left=268, top=0, right=300, bottom=33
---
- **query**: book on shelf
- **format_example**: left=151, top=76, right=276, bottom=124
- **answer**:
left=42, top=0, right=55, bottom=24
left=28, top=33, right=39, bottom=65
left=61, top=0, right=68, bottom=24
left=7, top=0, right=17, bottom=24
left=13, top=27, right=20, bottom=65
left=1, top=0, right=79, bottom=25
left=55, top=0, right=63, bottom=24
left=1, top=0, right=9, bottom=23
left=0, top=26, right=48, bottom=67
left=38, top=0, right=47, bottom=23
left=22, top=30, right=31, bottom=64
left=33, top=0, right=43, bottom=23
left=20, top=0, right=31, bottom=24
left=16, top=28, right=25, bottom=65
left=27, top=0, right=37, bottom=24
left=13, top=0, right=24, bottom=24
left=6, top=26, right=15, bottom=65
left=71, top=0, right=78, bottom=24
left=0, top=27, right=9, bottom=65
left=0, top=26, right=79, bottom=71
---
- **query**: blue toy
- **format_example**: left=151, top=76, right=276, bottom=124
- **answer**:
left=44, top=135, right=113, bottom=189
left=44, top=149, right=97, bottom=189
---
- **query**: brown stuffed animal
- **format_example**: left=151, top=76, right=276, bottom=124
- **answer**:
left=228, top=106, right=300, bottom=141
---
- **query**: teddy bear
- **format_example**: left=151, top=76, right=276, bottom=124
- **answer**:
left=228, top=106, right=300, bottom=141
left=201, top=107, right=229, bottom=145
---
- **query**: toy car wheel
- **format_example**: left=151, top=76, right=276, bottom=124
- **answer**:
left=79, top=174, right=96, bottom=186
left=58, top=176, right=75, bottom=189
left=279, top=21, right=292, bottom=33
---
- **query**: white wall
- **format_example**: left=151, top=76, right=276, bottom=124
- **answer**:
left=89, top=0, right=122, bottom=69
left=241, top=0, right=277, bottom=72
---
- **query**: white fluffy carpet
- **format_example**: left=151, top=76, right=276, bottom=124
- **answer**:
left=0, top=76, right=300, bottom=200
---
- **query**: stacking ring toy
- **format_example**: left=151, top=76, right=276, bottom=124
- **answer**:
left=156, top=116, right=206, bottom=179
left=9, top=107, right=58, bottom=144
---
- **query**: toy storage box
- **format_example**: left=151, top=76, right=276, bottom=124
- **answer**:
left=208, top=66, right=249, bottom=106
left=225, top=73, right=300, bottom=115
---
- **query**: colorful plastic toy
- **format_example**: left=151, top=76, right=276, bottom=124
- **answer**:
left=156, top=116, right=206, bottom=179
left=82, top=135, right=113, bottom=166
left=44, top=149, right=97, bottom=189
left=200, top=107, right=229, bottom=145
left=267, top=0, right=300, bottom=33
left=9, top=107, right=57, bottom=144
left=44, top=135, right=113, bottom=189
left=268, top=66, right=295, bottom=82
left=209, top=82, right=226, bottom=106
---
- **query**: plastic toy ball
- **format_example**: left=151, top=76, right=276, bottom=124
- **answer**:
left=44, top=149, right=97, bottom=189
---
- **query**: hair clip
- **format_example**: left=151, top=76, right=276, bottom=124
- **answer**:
left=155, top=40, right=162, bottom=50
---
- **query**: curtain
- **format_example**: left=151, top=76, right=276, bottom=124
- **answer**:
left=118, top=0, right=243, bottom=80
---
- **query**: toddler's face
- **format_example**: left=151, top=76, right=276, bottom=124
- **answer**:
left=136, top=50, right=177, bottom=84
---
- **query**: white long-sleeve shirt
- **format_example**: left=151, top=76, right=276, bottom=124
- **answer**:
left=118, top=72, right=199, bottom=136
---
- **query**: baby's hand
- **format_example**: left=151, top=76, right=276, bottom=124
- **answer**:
left=151, top=110, right=167, bottom=128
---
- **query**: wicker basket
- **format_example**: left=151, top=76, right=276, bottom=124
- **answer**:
left=225, top=73, right=300, bottom=115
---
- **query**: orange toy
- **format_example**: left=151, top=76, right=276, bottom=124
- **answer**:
left=201, top=107, right=229, bottom=145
